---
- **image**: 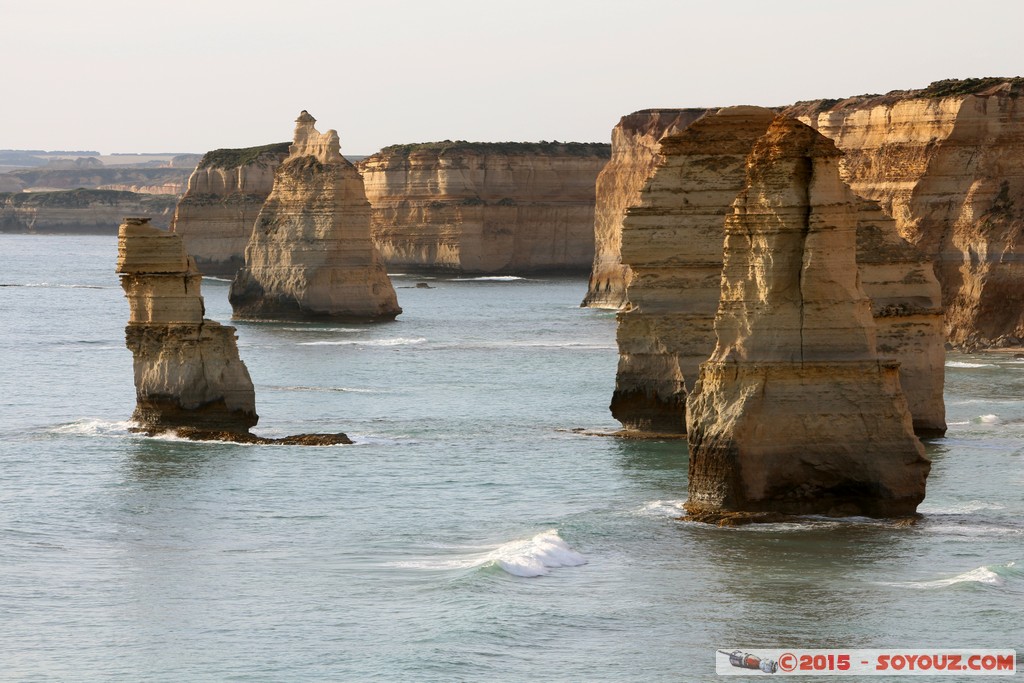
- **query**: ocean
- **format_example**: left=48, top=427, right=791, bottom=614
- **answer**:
left=0, top=234, right=1021, bottom=680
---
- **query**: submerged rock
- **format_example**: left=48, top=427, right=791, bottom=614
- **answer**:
left=684, top=117, right=930, bottom=519
left=118, top=217, right=258, bottom=434
left=230, top=111, right=401, bottom=322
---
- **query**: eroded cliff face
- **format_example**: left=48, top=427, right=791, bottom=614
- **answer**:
left=0, top=189, right=176, bottom=233
left=581, top=109, right=709, bottom=308
left=612, top=108, right=946, bottom=436
left=230, top=112, right=401, bottom=322
left=358, top=141, right=609, bottom=273
left=785, top=79, right=1024, bottom=348
left=118, top=217, right=257, bottom=434
left=170, top=142, right=290, bottom=276
left=685, top=118, right=929, bottom=520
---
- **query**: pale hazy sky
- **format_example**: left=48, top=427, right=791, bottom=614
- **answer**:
left=4, top=0, right=1022, bottom=155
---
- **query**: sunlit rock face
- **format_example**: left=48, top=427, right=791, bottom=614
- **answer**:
left=117, top=217, right=257, bottom=435
left=229, top=111, right=401, bottom=322
left=684, top=117, right=930, bottom=521
left=171, top=142, right=290, bottom=277
left=359, top=141, right=609, bottom=274
left=785, top=78, right=1024, bottom=349
left=581, top=108, right=710, bottom=309
left=610, top=107, right=946, bottom=437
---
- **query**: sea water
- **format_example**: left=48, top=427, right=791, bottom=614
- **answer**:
left=0, top=234, right=1021, bottom=681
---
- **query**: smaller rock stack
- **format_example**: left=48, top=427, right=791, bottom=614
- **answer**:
left=118, top=217, right=258, bottom=435
left=230, top=111, right=401, bottom=321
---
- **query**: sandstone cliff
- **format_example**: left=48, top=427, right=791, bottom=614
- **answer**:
left=581, top=109, right=709, bottom=308
left=685, top=117, right=930, bottom=520
left=118, top=217, right=258, bottom=434
left=784, top=78, right=1024, bottom=348
left=358, top=141, right=609, bottom=273
left=0, top=189, right=176, bottom=233
left=170, top=142, right=290, bottom=276
left=612, top=108, right=946, bottom=436
left=230, top=112, right=401, bottom=321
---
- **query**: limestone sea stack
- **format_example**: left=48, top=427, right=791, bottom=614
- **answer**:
left=611, top=107, right=775, bottom=433
left=117, top=217, right=258, bottom=435
left=610, top=107, right=946, bottom=437
left=784, top=78, right=1024, bottom=349
left=581, top=109, right=710, bottom=308
left=229, top=111, right=401, bottom=321
left=359, top=141, right=609, bottom=274
left=685, top=118, right=930, bottom=520
left=170, top=142, right=290, bottom=277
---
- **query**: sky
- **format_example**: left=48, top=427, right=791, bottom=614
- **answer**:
left=3, top=0, right=1022, bottom=155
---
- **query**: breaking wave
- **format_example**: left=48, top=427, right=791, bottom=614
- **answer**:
left=946, top=361, right=996, bottom=368
left=450, top=276, right=528, bottom=282
left=298, top=337, right=426, bottom=347
left=388, top=529, right=586, bottom=578
left=50, top=419, right=134, bottom=437
left=880, top=562, right=1017, bottom=589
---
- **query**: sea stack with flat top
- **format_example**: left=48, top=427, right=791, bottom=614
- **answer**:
left=118, top=217, right=258, bottom=435
left=229, top=111, right=401, bottom=321
left=684, top=117, right=930, bottom=522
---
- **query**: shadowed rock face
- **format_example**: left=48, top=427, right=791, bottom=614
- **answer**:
left=610, top=107, right=946, bottom=437
left=581, top=109, right=710, bottom=309
left=229, top=111, right=401, bottom=322
left=170, top=142, right=290, bottom=277
left=684, top=117, right=930, bottom=520
left=118, top=217, right=258, bottom=434
left=359, top=142, right=608, bottom=274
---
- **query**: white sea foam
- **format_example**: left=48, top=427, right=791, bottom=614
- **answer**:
left=450, top=275, right=528, bottom=282
left=262, top=385, right=380, bottom=394
left=918, top=500, right=1006, bottom=514
left=389, top=529, right=586, bottom=578
left=18, top=282, right=105, bottom=289
left=977, top=414, right=1001, bottom=424
left=945, top=361, right=996, bottom=368
left=637, top=500, right=686, bottom=518
left=280, top=327, right=363, bottom=333
left=298, top=337, right=426, bottom=347
left=50, top=419, right=134, bottom=437
left=882, top=563, right=1014, bottom=589
left=201, top=276, right=233, bottom=283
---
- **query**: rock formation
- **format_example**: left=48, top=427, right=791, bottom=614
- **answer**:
left=611, top=107, right=946, bottom=436
left=118, top=217, right=258, bottom=435
left=783, top=78, right=1024, bottom=349
left=358, top=141, right=609, bottom=273
left=684, top=117, right=930, bottom=520
left=118, top=217, right=351, bottom=444
left=230, top=112, right=401, bottom=321
left=581, top=109, right=710, bottom=308
left=170, top=142, right=290, bottom=276
left=611, top=107, right=775, bottom=433
left=0, top=189, right=176, bottom=233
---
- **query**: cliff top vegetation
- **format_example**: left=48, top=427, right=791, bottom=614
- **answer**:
left=376, top=140, right=611, bottom=158
left=0, top=188, right=177, bottom=208
left=787, top=77, right=1024, bottom=115
left=198, top=142, right=291, bottom=170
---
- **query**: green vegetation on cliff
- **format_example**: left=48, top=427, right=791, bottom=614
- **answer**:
left=377, top=140, right=611, bottom=158
left=198, top=142, right=291, bottom=170
left=919, top=77, right=1024, bottom=98
left=0, top=188, right=177, bottom=208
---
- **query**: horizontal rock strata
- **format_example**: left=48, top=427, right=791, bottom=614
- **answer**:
left=581, top=109, right=709, bottom=308
left=784, top=78, right=1024, bottom=348
left=230, top=112, right=401, bottom=321
left=171, top=142, right=290, bottom=276
left=118, top=217, right=258, bottom=435
left=685, top=117, right=930, bottom=520
left=0, top=189, right=176, bottom=233
left=359, top=141, right=609, bottom=273
left=612, top=107, right=946, bottom=436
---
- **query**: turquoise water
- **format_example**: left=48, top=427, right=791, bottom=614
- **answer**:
left=0, top=234, right=1021, bottom=681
